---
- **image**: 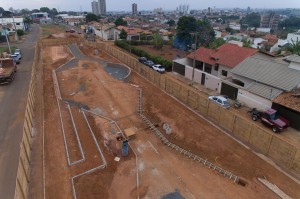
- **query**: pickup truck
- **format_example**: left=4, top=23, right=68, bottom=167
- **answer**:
left=248, top=108, right=289, bottom=133
left=0, top=59, right=17, bottom=84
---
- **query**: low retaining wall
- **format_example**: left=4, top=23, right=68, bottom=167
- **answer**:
left=81, top=40, right=300, bottom=178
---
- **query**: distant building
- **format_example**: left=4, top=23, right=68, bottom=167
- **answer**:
left=247, top=6, right=251, bottom=13
left=31, top=12, right=52, bottom=24
left=260, top=12, right=280, bottom=30
left=132, top=3, right=137, bottom=15
left=91, top=0, right=100, bottom=15
left=98, top=0, right=106, bottom=15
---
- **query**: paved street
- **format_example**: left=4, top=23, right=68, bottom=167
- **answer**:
left=0, top=24, right=39, bottom=199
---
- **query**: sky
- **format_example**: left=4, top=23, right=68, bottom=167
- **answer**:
left=1, top=0, right=300, bottom=12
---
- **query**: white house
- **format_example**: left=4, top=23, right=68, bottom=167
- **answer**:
left=94, top=24, right=119, bottom=41
left=0, top=18, right=26, bottom=31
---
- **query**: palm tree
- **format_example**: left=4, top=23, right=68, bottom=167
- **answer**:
left=285, top=38, right=300, bottom=55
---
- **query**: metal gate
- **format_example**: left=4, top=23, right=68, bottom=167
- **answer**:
left=220, top=83, right=238, bottom=100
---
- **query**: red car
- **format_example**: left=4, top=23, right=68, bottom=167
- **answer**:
left=248, top=108, right=289, bottom=133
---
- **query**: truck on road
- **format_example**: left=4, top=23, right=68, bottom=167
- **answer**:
left=0, top=59, right=17, bottom=84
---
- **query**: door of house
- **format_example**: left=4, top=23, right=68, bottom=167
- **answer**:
left=201, top=73, right=206, bottom=85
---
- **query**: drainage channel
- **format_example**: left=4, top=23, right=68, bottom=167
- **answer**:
left=137, top=87, right=240, bottom=184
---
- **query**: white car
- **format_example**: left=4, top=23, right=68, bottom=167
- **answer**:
left=208, top=95, right=230, bottom=109
left=14, top=52, right=22, bottom=60
left=152, top=64, right=165, bottom=73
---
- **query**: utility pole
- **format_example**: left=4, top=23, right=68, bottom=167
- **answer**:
left=191, top=33, right=197, bottom=84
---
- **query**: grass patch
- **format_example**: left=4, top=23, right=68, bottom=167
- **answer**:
left=41, top=24, right=67, bottom=38
left=0, top=46, right=17, bottom=54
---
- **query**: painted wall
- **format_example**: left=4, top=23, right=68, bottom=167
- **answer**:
left=237, top=89, right=272, bottom=110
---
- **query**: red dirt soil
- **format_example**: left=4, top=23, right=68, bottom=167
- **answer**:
left=30, top=43, right=300, bottom=199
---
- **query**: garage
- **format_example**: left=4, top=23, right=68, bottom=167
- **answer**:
left=220, top=82, right=238, bottom=100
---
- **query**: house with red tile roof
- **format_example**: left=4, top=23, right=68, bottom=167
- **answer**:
left=173, top=43, right=257, bottom=91
left=116, top=25, right=152, bottom=40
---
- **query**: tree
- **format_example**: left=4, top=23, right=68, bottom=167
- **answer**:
left=153, top=34, right=164, bottom=50
left=167, top=20, right=175, bottom=27
left=0, top=7, right=5, bottom=14
left=240, top=12, right=261, bottom=28
left=51, top=8, right=58, bottom=16
left=119, top=29, right=127, bottom=40
left=242, top=38, right=251, bottom=48
left=208, top=38, right=226, bottom=49
left=40, top=7, right=50, bottom=13
left=114, top=17, right=127, bottom=26
left=86, top=13, right=98, bottom=23
left=17, top=29, right=25, bottom=38
left=2, top=11, right=12, bottom=17
left=279, top=16, right=300, bottom=30
left=20, top=9, right=30, bottom=16
left=174, top=16, right=215, bottom=50
left=285, top=38, right=300, bottom=55
left=23, top=16, right=32, bottom=24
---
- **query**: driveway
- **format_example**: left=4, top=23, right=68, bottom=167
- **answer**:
left=0, top=24, right=39, bottom=199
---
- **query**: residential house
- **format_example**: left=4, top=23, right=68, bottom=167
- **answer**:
left=272, top=56, right=300, bottom=130
left=172, top=44, right=257, bottom=91
left=93, top=24, right=118, bottom=40
left=116, top=25, right=152, bottom=40
left=224, top=53, right=300, bottom=111
left=0, top=17, right=27, bottom=31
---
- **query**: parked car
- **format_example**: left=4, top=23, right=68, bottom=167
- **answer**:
left=10, top=54, right=20, bottom=64
left=14, top=49, right=22, bottom=55
left=14, top=52, right=22, bottom=60
left=208, top=95, right=230, bottom=109
left=152, top=64, right=166, bottom=73
left=248, top=108, right=289, bottom=133
left=138, top=57, right=147, bottom=63
left=144, top=60, right=154, bottom=67
left=69, top=29, right=75, bottom=33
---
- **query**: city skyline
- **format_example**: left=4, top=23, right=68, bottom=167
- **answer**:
left=1, top=0, right=300, bottom=12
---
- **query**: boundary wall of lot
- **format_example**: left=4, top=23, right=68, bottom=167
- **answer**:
left=14, top=43, right=41, bottom=199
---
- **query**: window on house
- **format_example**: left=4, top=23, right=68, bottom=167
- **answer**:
left=16, top=23, right=20, bottom=25
left=214, top=64, right=219, bottom=71
left=222, top=70, right=228, bottom=77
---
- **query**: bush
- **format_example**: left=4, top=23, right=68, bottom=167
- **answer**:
left=115, top=40, right=172, bottom=70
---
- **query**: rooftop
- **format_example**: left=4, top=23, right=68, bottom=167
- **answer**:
left=187, top=44, right=258, bottom=68
left=231, top=54, right=300, bottom=91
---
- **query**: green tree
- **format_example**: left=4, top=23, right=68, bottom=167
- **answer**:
left=40, top=7, right=50, bottom=13
left=153, top=34, right=164, bottom=50
left=17, top=29, right=25, bottom=37
left=20, top=9, right=30, bottom=16
left=0, top=7, right=5, bottom=14
left=242, top=38, right=251, bottom=48
left=285, top=38, right=300, bottom=55
left=240, top=12, right=261, bottom=28
left=279, top=16, right=300, bottom=30
left=114, top=17, right=127, bottom=26
left=51, top=8, right=58, bottom=16
left=119, top=29, right=128, bottom=40
left=23, top=16, right=32, bottom=24
left=174, top=16, right=215, bottom=50
left=208, top=38, right=226, bottom=49
left=167, top=20, right=176, bottom=27
left=86, top=13, right=98, bottom=23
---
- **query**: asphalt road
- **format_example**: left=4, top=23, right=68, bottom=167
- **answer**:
left=0, top=24, right=39, bottom=199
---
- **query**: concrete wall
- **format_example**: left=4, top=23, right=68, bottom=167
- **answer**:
left=237, top=89, right=272, bottom=111
left=80, top=39, right=300, bottom=178
left=14, top=43, right=40, bottom=199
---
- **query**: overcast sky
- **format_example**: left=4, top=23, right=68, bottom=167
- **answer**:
left=1, top=0, right=300, bottom=12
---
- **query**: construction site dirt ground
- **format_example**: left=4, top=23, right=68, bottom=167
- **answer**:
left=28, top=42, right=300, bottom=199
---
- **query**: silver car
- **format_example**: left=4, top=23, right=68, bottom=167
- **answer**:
left=208, top=95, right=230, bottom=109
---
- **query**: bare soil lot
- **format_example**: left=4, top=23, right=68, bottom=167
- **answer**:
left=31, top=42, right=300, bottom=199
